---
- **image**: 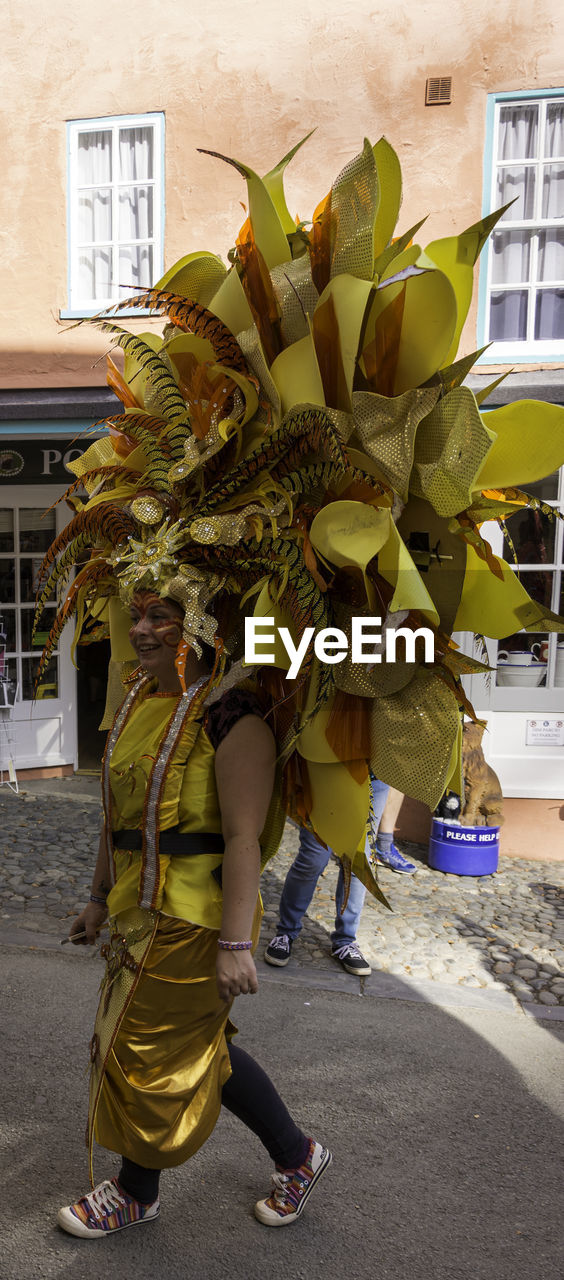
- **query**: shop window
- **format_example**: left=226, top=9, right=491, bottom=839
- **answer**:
left=478, top=91, right=564, bottom=363
left=0, top=507, right=60, bottom=702
left=65, top=113, right=165, bottom=316
left=492, top=468, right=564, bottom=698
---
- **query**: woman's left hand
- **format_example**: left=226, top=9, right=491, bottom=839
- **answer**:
left=216, top=948, right=259, bottom=1003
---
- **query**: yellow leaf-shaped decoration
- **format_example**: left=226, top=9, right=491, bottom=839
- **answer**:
left=473, top=401, right=564, bottom=492
left=209, top=268, right=255, bottom=338
left=454, top=542, right=564, bottom=636
left=155, top=251, right=227, bottom=306
left=423, top=204, right=513, bottom=367
left=377, top=518, right=440, bottom=625
left=310, top=500, right=390, bottom=571
left=270, top=334, right=325, bottom=415
left=411, top=387, right=495, bottom=517
left=262, top=132, right=315, bottom=234
left=359, top=266, right=457, bottom=396
left=330, top=139, right=379, bottom=281
left=372, top=137, right=402, bottom=260
left=308, top=760, right=370, bottom=856
left=312, top=275, right=373, bottom=413
left=200, top=148, right=291, bottom=269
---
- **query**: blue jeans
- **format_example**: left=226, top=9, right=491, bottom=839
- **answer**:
left=277, top=778, right=390, bottom=948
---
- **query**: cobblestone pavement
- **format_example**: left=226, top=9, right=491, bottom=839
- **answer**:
left=1, top=785, right=563, bottom=1009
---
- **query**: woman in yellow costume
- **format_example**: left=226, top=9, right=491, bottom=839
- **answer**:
left=56, top=587, right=331, bottom=1237
left=37, top=131, right=563, bottom=1240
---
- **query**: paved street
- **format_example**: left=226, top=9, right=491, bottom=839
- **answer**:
left=1, top=941, right=563, bottom=1280
left=1, top=779, right=563, bottom=1280
left=1, top=778, right=563, bottom=1014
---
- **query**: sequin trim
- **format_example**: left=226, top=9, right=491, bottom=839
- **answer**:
left=139, top=675, right=209, bottom=910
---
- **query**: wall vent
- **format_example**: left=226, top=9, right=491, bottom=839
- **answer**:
left=425, top=77, right=452, bottom=105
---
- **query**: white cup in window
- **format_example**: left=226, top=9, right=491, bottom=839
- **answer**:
left=498, top=650, right=540, bottom=666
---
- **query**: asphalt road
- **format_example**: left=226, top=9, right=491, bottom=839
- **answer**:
left=1, top=942, right=563, bottom=1280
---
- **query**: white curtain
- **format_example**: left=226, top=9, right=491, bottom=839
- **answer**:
left=76, top=126, right=154, bottom=301
left=491, top=102, right=564, bottom=341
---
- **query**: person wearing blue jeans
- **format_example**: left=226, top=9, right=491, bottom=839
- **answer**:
left=265, top=778, right=415, bottom=976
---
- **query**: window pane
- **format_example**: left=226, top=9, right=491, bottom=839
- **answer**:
left=542, top=164, right=564, bottom=219
left=497, top=167, right=536, bottom=220
left=20, top=558, right=48, bottom=604
left=21, top=606, right=55, bottom=651
left=0, top=610, right=16, bottom=649
left=78, top=188, right=112, bottom=242
left=19, top=509, right=56, bottom=554
left=119, top=127, right=154, bottom=181
left=517, top=568, right=553, bottom=609
left=0, top=561, right=15, bottom=603
left=78, top=247, right=112, bottom=301
left=118, top=245, right=153, bottom=296
left=535, top=288, right=564, bottom=340
left=119, top=186, right=153, bottom=241
left=489, top=289, right=528, bottom=341
left=0, top=510, right=14, bottom=552
left=491, top=230, right=531, bottom=284
left=503, top=507, right=556, bottom=565
left=496, top=633, right=548, bottom=686
left=516, top=473, right=560, bottom=502
left=23, top=655, right=58, bottom=702
left=537, top=229, right=564, bottom=281
left=498, top=105, right=538, bottom=160
left=545, top=103, right=564, bottom=158
left=77, top=130, right=112, bottom=185
left=0, top=660, right=18, bottom=703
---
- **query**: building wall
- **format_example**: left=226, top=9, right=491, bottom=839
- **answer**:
left=2, top=0, right=563, bottom=387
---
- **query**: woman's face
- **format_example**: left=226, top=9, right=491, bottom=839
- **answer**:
left=128, top=593, right=183, bottom=685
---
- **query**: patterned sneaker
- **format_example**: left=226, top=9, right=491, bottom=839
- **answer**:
left=254, top=1138, right=332, bottom=1227
left=375, top=842, right=416, bottom=874
left=332, top=942, right=371, bottom=976
left=264, top=933, right=292, bottom=966
left=57, top=1177, right=160, bottom=1238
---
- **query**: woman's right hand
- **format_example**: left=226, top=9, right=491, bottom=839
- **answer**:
left=69, top=901, right=108, bottom=945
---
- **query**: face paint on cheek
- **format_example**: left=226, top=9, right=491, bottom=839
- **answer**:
left=152, top=621, right=182, bottom=649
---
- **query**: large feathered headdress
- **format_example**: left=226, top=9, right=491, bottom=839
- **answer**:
left=35, top=133, right=564, bottom=881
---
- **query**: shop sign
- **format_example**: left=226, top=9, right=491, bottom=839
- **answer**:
left=0, top=441, right=87, bottom=484
left=525, top=719, right=564, bottom=747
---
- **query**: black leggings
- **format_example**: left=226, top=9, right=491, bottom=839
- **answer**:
left=119, top=1043, right=308, bottom=1204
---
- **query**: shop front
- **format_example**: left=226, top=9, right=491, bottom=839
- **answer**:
left=0, top=389, right=115, bottom=776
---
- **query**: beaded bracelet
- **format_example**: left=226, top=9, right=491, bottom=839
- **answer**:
left=89, top=892, right=108, bottom=906
left=217, top=939, right=253, bottom=951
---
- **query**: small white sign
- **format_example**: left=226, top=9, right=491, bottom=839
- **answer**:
left=526, top=718, right=564, bottom=747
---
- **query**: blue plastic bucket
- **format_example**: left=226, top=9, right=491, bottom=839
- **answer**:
left=428, top=818, right=499, bottom=875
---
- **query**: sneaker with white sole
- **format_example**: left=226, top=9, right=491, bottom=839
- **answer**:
left=264, top=933, right=292, bottom=966
left=331, top=941, right=371, bottom=976
left=254, top=1138, right=332, bottom=1227
left=57, top=1176, right=160, bottom=1238
left=375, top=842, right=416, bottom=874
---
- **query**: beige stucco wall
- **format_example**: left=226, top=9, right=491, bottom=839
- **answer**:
left=1, top=0, right=563, bottom=387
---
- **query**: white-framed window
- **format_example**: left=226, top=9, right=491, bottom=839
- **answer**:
left=478, top=90, right=564, bottom=364
left=65, top=112, right=165, bottom=316
left=467, top=465, right=564, bottom=712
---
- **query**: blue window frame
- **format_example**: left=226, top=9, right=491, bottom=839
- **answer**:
left=477, top=89, right=564, bottom=364
left=63, top=112, right=165, bottom=318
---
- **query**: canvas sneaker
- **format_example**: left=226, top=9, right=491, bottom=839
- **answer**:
left=254, top=1138, right=332, bottom=1227
left=375, top=842, right=416, bottom=874
left=264, top=933, right=292, bottom=966
left=57, top=1176, right=160, bottom=1239
left=331, top=941, right=372, bottom=976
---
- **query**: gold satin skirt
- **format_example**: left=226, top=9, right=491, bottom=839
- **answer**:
left=94, top=915, right=237, bottom=1169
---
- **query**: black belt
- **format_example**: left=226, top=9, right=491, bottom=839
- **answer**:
left=112, top=827, right=225, bottom=857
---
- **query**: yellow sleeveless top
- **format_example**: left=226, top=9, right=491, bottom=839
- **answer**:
left=105, top=689, right=284, bottom=928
